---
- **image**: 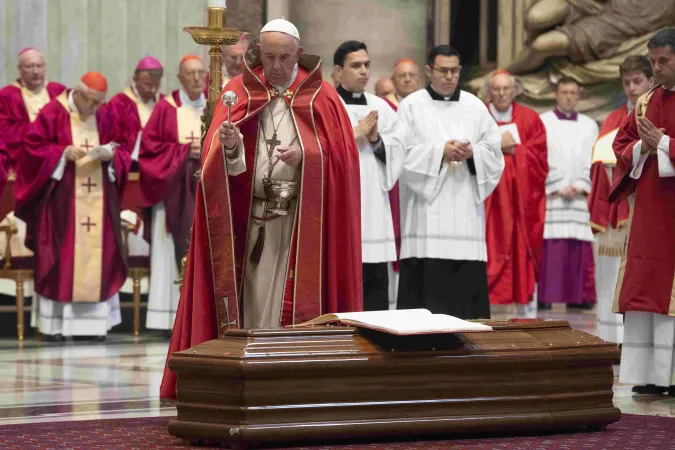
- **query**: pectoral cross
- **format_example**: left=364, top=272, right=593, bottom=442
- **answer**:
left=81, top=217, right=96, bottom=232
left=81, top=177, right=97, bottom=193
left=80, top=139, right=94, bottom=152
left=266, top=133, right=281, bottom=157
left=185, top=131, right=200, bottom=145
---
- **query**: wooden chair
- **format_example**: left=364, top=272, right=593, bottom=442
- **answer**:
left=0, top=223, right=34, bottom=341
left=121, top=221, right=150, bottom=336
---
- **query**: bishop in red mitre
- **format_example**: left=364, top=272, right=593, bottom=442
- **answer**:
left=15, top=72, right=131, bottom=340
left=108, top=56, right=164, bottom=161
left=160, top=19, right=362, bottom=400
left=484, top=71, right=548, bottom=318
left=0, top=48, right=65, bottom=170
left=138, top=55, right=204, bottom=332
left=609, top=29, right=675, bottom=395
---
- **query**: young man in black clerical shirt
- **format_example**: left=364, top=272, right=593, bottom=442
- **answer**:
left=395, top=45, right=504, bottom=320
left=333, top=41, right=409, bottom=311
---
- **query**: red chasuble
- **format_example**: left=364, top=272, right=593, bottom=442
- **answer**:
left=588, top=105, right=630, bottom=236
left=108, top=89, right=145, bottom=151
left=0, top=140, right=8, bottom=196
left=485, top=103, right=548, bottom=305
left=138, top=90, right=199, bottom=263
left=0, top=81, right=65, bottom=169
left=15, top=92, right=131, bottom=302
left=610, top=87, right=675, bottom=316
left=160, top=52, right=363, bottom=400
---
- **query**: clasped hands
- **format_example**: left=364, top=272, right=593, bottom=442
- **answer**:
left=65, top=144, right=115, bottom=162
left=557, top=186, right=582, bottom=201
left=443, top=139, right=473, bottom=163
left=354, top=111, right=379, bottom=143
left=219, top=120, right=303, bottom=167
left=637, top=117, right=667, bottom=151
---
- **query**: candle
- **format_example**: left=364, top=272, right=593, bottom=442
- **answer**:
left=208, top=0, right=226, bottom=7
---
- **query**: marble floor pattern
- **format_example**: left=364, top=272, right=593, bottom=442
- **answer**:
left=0, top=306, right=673, bottom=426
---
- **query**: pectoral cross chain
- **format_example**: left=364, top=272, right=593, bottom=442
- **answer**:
left=266, top=133, right=281, bottom=159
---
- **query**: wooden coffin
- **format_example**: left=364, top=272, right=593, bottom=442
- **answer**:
left=168, top=320, right=620, bottom=447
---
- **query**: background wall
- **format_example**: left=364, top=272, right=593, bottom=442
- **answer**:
left=0, top=0, right=264, bottom=94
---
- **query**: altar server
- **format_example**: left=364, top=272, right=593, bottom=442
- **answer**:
left=538, top=78, right=598, bottom=310
left=333, top=41, right=407, bottom=310
left=396, top=45, right=504, bottom=320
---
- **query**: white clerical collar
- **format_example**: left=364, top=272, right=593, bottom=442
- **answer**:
left=179, top=87, right=206, bottom=109
left=67, top=90, right=82, bottom=116
left=131, top=84, right=156, bottom=105
left=272, top=64, right=298, bottom=93
left=627, top=100, right=635, bottom=114
left=489, top=103, right=513, bottom=122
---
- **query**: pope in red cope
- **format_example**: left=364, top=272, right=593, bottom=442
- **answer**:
left=160, top=19, right=363, bottom=400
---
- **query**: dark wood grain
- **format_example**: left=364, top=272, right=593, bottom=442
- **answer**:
left=168, top=321, right=621, bottom=447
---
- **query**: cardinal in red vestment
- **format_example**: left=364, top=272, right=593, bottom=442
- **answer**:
left=484, top=71, right=548, bottom=317
left=15, top=72, right=131, bottom=338
left=160, top=19, right=362, bottom=400
left=609, top=29, right=675, bottom=393
left=0, top=48, right=65, bottom=170
left=138, top=55, right=204, bottom=332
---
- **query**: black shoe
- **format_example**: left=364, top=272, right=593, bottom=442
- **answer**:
left=43, top=334, right=65, bottom=343
left=538, top=302, right=552, bottom=310
left=632, top=384, right=668, bottom=395
left=72, top=335, right=106, bottom=342
left=668, top=386, right=675, bottom=397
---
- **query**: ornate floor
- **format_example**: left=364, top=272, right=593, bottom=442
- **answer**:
left=0, top=306, right=673, bottom=426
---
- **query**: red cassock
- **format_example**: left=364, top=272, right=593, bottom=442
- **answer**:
left=14, top=93, right=131, bottom=302
left=160, top=53, right=363, bottom=400
left=588, top=105, right=630, bottom=233
left=485, top=103, right=548, bottom=305
left=0, top=81, right=66, bottom=170
left=610, top=87, right=675, bottom=315
left=138, top=91, right=199, bottom=263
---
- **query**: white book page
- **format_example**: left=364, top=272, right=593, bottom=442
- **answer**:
left=333, top=309, right=492, bottom=334
left=499, top=123, right=521, bottom=144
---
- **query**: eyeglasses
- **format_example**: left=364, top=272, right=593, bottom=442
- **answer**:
left=431, top=66, right=462, bottom=77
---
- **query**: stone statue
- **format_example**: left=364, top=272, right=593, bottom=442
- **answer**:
left=508, top=0, right=675, bottom=74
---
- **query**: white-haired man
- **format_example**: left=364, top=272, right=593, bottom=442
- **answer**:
left=161, top=19, right=363, bottom=400
left=0, top=48, right=65, bottom=169
left=484, top=70, right=548, bottom=318
left=15, top=72, right=131, bottom=341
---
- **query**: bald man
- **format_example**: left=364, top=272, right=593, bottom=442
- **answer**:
left=222, top=35, right=249, bottom=86
left=139, top=55, right=205, bottom=333
left=483, top=71, right=548, bottom=318
left=15, top=72, right=131, bottom=340
left=375, top=76, right=395, bottom=98
left=0, top=48, right=65, bottom=170
left=389, top=59, right=420, bottom=107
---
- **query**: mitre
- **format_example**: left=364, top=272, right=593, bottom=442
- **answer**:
left=260, top=18, right=300, bottom=40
